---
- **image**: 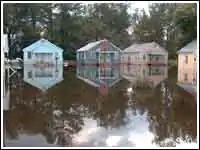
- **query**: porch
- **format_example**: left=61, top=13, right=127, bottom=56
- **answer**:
left=147, top=54, right=167, bottom=65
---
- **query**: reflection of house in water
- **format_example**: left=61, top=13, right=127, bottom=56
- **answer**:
left=22, top=38, right=64, bottom=65
left=76, top=39, right=121, bottom=65
left=177, top=39, right=197, bottom=95
left=122, top=65, right=168, bottom=88
left=23, top=64, right=63, bottom=92
left=76, top=65, right=121, bottom=89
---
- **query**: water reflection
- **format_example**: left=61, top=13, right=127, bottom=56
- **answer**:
left=122, top=65, right=168, bottom=88
left=3, top=65, right=197, bottom=148
left=76, top=65, right=122, bottom=96
left=23, top=64, right=63, bottom=92
left=3, top=68, right=10, bottom=111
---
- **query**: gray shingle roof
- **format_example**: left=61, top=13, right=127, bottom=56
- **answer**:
left=22, top=38, right=63, bottom=52
left=123, top=42, right=167, bottom=54
left=76, top=40, right=103, bottom=52
left=76, top=39, right=121, bottom=52
left=178, top=39, right=197, bottom=55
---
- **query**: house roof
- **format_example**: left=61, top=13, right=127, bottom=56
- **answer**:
left=22, top=38, right=63, bottom=52
left=77, top=75, right=121, bottom=88
left=177, top=39, right=197, bottom=55
left=77, top=40, right=103, bottom=52
left=76, top=39, right=121, bottom=52
left=24, top=77, right=63, bottom=92
left=123, top=42, right=167, bottom=54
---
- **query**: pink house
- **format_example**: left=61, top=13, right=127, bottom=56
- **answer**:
left=177, top=39, right=197, bottom=95
left=177, top=39, right=197, bottom=85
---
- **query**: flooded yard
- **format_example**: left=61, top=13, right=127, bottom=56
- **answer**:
left=3, top=65, right=197, bottom=148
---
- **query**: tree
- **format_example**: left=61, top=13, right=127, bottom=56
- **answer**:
left=174, top=3, right=197, bottom=45
left=132, top=3, right=197, bottom=60
left=3, top=3, right=133, bottom=60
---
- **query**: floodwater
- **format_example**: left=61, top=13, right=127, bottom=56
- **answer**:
left=3, top=64, right=197, bottom=148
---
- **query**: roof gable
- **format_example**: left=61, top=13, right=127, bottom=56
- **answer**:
left=76, top=39, right=122, bottom=52
left=77, top=40, right=102, bottom=52
left=23, top=38, right=63, bottom=52
left=123, top=42, right=167, bottom=54
left=178, top=39, right=197, bottom=54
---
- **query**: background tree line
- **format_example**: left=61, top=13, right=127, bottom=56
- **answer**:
left=3, top=3, right=197, bottom=60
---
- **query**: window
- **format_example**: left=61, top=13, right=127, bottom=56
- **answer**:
left=28, top=52, right=32, bottom=59
left=143, top=55, right=146, bottom=60
left=143, top=70, right=145, bottom=76
left=193, top=73, right=196, bottom=83
left=156, top=56, right=159, bottom=61
left=156, top=68, right=159, bottom=72
left=28, top=71, right=32, bottom=79
left=128, top=56, right=131, bottom=64
left=96, top=52, right=98, bottom=59
left=110, top=53, right=114, bottom=61
left=149, top=54, right=152, bottom=61
left=96, top=69, right=99, bottom=78
left=55, top=52, right=58, bottom=59
left=111, top=68, right=114, bottom=77
left=184, top=73, right=188, bottom=82
left=185, top=56, right=188, bottom=64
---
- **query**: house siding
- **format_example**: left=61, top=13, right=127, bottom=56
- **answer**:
left=76, top=41, right=121, bottom=65
left=24, top=51, right=63, bottom=64
left=122, top=52, right=168, bottom=65
left=177, top=53, right=196, bottom=84
left=23, top=39, right=63, bottom=65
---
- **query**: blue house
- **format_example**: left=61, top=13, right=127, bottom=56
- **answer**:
left=23, top=64, right=63, bottom=92
left=23, top=38, right=64, bottom=65
left=76, top=39, right=121, bottom=65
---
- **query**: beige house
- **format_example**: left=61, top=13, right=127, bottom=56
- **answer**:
left=177, top=39, right=197, bottom=95
left=121, top=42, right=168, bottom=65
left=177, top=39, right=197, bottom=84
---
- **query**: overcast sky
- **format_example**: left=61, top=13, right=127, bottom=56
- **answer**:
left=127, top=2, right=151, bottom=15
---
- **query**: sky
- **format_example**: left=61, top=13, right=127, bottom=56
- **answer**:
left=127, top=2, right=151, bottom=15
left=53, top=2, right=151, bottom=15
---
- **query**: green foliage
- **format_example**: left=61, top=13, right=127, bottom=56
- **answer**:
left=3, top=3, right=132, bottom=60
left=132, top=3, right=197, bottom=60
left=3, top=3, right=196, bottom=60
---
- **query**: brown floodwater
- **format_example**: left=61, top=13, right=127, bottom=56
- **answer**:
left=3, top=65, right=197, bottom=148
